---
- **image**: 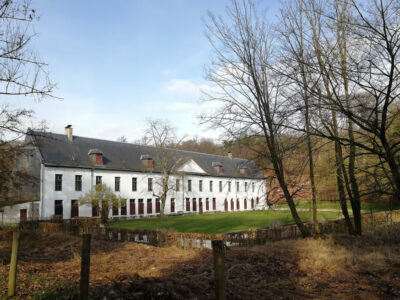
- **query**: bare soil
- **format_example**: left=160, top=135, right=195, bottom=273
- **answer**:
left=1, top=228, right=400, bottom=299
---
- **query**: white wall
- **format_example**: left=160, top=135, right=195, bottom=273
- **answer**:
left=0, top=201, right=39, bottom=224
left=40, top=166, right=266, bottom=220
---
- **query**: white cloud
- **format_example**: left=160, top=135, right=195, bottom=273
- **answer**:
left=164, top=79, right=202, bottom=96
left=165, top=101, right=198, bottom=112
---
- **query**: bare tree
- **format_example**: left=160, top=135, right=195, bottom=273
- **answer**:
left=278, top=0, right=321, bottom=236
left=202, top=0, right=311, bottom=237
left=0, top=0, right=55, bottom=99
left=0, top=0, right=55, bottom=206
left=144, top=119, right=184, bottom=218
left=79, top=184, right=123, bottom=224
left=117, top=136, right=128, bottom=143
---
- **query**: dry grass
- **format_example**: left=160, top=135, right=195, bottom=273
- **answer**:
left=1, top=225, right=400, bottom=299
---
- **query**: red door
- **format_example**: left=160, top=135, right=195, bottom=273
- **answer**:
left=130, top=199, right=135, bottom=215
left=139, top=199, right=144, bottom=214
left=213, top=198, right=216, bottom=210
left=71, top=200, right=79, bottom=218
left=171, top=199, right=175, bottom=213
left=236, top=199, right=240, bottom=210
left=147, top=199, right=152, bottom=214
left=244, top=198, right=247, bottom=209
left=92, top=204, right=99, bottom=217
left=206, top=198, right=209, bottom=211
left=156, top=199, right=160, bottom=214
left=251, top=198, right=254, bottom=209
left=20, top=209, right=27, bottom=221
left=224, top=200, right=228, bottom=211
left=199, top=199, right=203, bottom=214
left=121, top=205, right=127, bottom=215
left=112, top=205, right=118, bottom=216
left=186, top=199, right=190, bottom=211
left=231, top=199, right=234, bottom=210
left=256, top=197, right=259, bottom=204
left=192, top=198, right=197, bottom=211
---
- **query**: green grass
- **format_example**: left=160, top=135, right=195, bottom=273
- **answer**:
left=108, top=210, right=342, bottom=234
left=278, top=199, right=395, bottom=211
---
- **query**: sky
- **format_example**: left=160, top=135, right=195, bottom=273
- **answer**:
left=5, top=0, right=280, bottom=143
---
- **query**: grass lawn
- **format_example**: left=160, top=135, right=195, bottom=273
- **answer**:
left=279, top=200, right=394, bottom=211
left=108, top=210, right=342, bottom=234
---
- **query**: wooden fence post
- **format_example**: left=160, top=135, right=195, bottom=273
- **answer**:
left=80, top=234, right=91, bottom=300
left=8, top=230, right=19, bottom=297
left=212, top=240, right=227, bottom=300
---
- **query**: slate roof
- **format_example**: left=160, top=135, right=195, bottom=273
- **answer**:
left=27, top=130, right=264, bottom=179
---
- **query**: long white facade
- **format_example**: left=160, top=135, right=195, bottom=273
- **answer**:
left=41, top=166, right=266, bottom=220
left=0, top=129, right=266, bottom=223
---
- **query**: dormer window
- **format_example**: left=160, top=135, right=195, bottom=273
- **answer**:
left=212, top=162, right=223, bottom=174
left=140, top=154, right=154, bottom=169
left=239, top=167, right=248, bottom=176
left=88, top=149, right=103, bottom=165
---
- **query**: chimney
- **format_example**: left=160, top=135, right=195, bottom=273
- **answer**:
left=65, top=125, right=73, bottom=141
left=228, top=151, right=232, bottom=159
left=88, top=149, right=103, bottom=165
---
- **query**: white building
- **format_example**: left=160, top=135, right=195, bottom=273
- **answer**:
left=0, top=126, right=266, bottom=223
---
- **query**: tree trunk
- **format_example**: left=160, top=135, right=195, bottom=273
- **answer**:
left=336, top=0, right=362, bottom=235
left=334, top=141, right=354, bottom=234
left=272, top=153, right=311, bottom=237
left=101, top=200, right=108, bottom=224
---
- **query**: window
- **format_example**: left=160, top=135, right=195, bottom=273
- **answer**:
left=199, top=180, right=203, bottom=192
left=206, top=198, right=209, bottom=210
left=130, top=199, right=135, bottom=215
left=55, top=174, right=62, bottom=191
left=156, top=198, right=160, bottom=213
left=96, top=176, right=102, bottom=185
left=213, top=198, right=216, bottom=210
left=209, top=181, right=213, bottom=192
left=132, top=177, right=137, bottom=191
left=71, top=200, right=79, bottom=218
left=219, top=181, right=222, bottom=192
left=170, top=198, right=175, bottom=213
left=147, top=199, right=153, bottom=214
left=252, top=182, right=255, bottom=192
left=54, top=200, right=63, bottom=216
left=188, top=180, right=192, bottom=192
left=236, top=182, right=240, bottom=192
left=245, top=182, right=248, bottom=192
left=75, top=175, right=82, bottom=191
left=228, top=181, right=231, bottom=192
left=138, top=199, right=144, bottom=215
left=176, top=179, right=180, bottom=191
left=112, top=204, right=118, bottom=216
left=192, top=198, right=197, bottom=211
left=186, top=198, right=190, bottom=211
left=115, top=177, right=120, bottom=192
left=148, top=178, right=153, bottom=191
left=121, top=200, right=127, bottom=215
